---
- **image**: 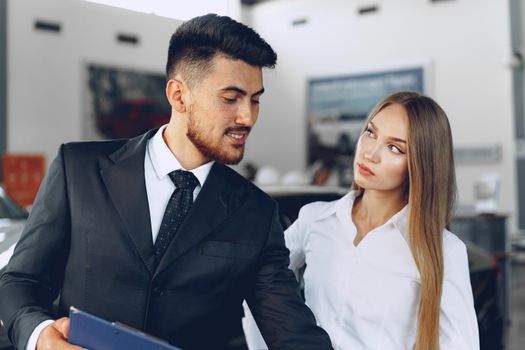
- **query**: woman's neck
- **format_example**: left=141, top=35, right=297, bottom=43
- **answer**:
left=351, top=189, right=407, bottom=245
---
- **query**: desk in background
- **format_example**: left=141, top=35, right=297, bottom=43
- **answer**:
left=451, top=213, right=510, bottom=325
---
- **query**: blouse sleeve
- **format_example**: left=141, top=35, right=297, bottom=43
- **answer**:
left=284, top=213, right=307, bottom=277
left=242, top=300, right=269, bottom=350
left=439, top=236, right=480, bottom=350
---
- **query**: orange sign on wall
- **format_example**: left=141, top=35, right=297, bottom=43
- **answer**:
left=2, top=154, right=46, bottom=207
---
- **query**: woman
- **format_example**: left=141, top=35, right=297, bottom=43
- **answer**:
left=243, top=91, right=479, bottom=349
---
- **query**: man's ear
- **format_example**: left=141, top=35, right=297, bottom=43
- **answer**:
left=166, top=78, right=187, bottom=113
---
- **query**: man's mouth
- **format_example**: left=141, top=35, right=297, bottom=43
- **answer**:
left=225, top=127, right=251, bottom=145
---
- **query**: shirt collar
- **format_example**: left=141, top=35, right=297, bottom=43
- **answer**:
left=313, top=190, right=410, bottom=240
left=311, top=191, right=354, bottom=222
left=390, top=205, right=409, bottom=240
left=148, top=125, right=214, bottom=186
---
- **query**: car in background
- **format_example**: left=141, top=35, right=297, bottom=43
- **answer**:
left=0, top=185, right=28, bottom=350
left=265, top=186, right=503, bottom=350
left=0, top=185, right=28, bottom=268
left=310, top=113, right=365, bottom=156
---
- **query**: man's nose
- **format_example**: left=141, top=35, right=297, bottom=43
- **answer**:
left=235, top=101, right=257, bottom=127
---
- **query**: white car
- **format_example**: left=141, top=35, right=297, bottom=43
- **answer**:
left=310, top=114, right=365, bottom=155
left=0, top=186, right=27, bottom=269
left=0, top=186, right=27, bottom=349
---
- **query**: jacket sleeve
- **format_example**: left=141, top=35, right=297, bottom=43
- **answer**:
left=243, top=208, right=311, bottom=350
left=0, top=145, right=70, bottom=349
left=244, top=204, right=333, bottom=350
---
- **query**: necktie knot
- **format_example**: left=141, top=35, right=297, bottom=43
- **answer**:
left=169, top=170, right=199, bottom=190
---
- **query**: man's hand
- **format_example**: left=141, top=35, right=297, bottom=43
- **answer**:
left=36, top=317, right=85, bottom=350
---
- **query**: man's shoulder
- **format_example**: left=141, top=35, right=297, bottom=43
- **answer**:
left=57, top=139, right=125, bottom=169
left=62, top=129, right=154, bottom=162
left=60, top=129, right=155, bottom=160
left=213, top=164, right=274, bottom=204
left=62, top=138, right=128, bottom=156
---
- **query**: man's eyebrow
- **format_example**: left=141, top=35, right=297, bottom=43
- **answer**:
left=220, top=86, right=265, bottom=97
left=369, top=121, right=406, bottom=143
left=253, top=87, right=265, bottom=97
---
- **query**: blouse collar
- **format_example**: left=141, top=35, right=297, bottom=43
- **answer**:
left=312, top=190, right=410, bottom=241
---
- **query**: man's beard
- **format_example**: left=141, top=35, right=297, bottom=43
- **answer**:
left=186, top=111, right=247, bottom=165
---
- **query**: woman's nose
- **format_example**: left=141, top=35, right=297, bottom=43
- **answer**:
left=363, top=143, right=381, bottom=163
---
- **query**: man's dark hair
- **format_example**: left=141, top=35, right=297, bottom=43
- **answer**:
left=166, top=13, right=277, bottom=86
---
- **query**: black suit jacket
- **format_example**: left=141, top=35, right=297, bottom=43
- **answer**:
left=0, top=130, right=332, bottom=350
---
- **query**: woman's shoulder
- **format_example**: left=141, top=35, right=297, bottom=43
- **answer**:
left=297, top=199, right=338, bottom=223
left=297, top=192, right=352, bottom=224
left=443, top=229, right=467, bottom=252
left=300, top=199, right=336, bottom=214
left=442, top=229, right=469, bottom=268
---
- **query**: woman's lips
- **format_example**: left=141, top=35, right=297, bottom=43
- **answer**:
left=357, top=163, right=375, bottom=176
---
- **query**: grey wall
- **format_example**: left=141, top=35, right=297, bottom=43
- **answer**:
left=6, top=0, right=182, bottom=166
left=511, top=0, right=525, bottom=231
left=0, top=0, right=6, bottom=181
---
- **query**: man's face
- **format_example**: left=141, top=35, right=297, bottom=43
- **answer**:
left=184, top=55, right=264, bottom=165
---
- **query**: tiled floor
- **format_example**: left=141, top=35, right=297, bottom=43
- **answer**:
left=506, top=261, right=525, bottom=350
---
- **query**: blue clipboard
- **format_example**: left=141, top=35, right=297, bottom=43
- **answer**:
left=68, top=307, right=182, bottom=350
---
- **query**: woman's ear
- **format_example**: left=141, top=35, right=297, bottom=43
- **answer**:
left=166, top=78, right=187, bottom=113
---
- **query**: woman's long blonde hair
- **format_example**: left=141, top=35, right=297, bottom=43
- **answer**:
left=352, top=91, right=456, bottom=349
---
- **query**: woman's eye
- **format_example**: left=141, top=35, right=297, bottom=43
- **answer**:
left=364, top=128, right=374, bottom=137
left=389, top=144, right=403, bottom=154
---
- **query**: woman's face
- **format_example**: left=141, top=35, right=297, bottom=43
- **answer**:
left=353, top=103, right=409, bottom=194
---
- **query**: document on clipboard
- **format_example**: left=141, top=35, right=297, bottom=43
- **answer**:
left=68, top=307, right=182, bottom=350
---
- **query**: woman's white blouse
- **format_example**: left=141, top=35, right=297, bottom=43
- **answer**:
left=242, top=191, right=480, bottom=350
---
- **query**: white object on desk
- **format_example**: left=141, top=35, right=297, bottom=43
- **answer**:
left=0, top=243, right=15, bottom=269
left=474, top=173, right=500, bottom=213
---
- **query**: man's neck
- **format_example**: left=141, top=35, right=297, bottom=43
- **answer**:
left=162, top=122, right=210, bottom=170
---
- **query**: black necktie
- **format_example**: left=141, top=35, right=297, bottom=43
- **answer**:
left=154, top=170, right=199, bottom=264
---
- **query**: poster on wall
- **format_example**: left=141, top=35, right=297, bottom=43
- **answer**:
left=307, top=66, right=425, bottom=186
left=84, top=64, right=170, bottom=140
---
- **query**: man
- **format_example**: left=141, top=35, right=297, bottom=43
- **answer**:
left=0, top=14, right=333, bottom=350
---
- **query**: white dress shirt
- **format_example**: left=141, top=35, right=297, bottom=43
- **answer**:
left=243, top=191, right=479, bottom=350
left=27, top=126, right=214, bottom=350
left=145, top=125, right=213, bottom=243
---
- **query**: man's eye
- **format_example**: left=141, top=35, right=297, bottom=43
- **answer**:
left=223, top=97, right=237, bottom=103
left=251, top=99, right=260, bottom=105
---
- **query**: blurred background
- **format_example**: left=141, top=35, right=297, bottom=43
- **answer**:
left=0, top=0, right=524, bottom=349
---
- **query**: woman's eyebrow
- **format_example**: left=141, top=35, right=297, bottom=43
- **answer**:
left=369, top=121, right=406, bottom=143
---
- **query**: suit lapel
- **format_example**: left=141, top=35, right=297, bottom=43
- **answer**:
left=155, top=163, right=246, bottom=275
left=99, top=130, right=157, bottom=275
